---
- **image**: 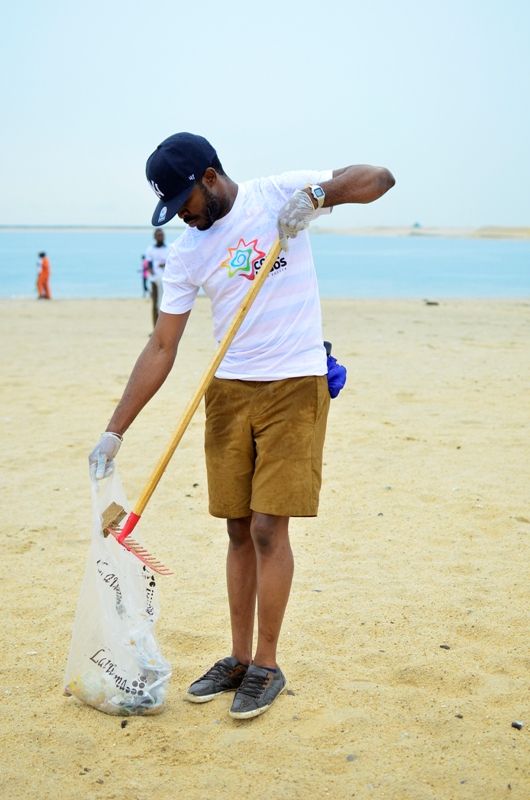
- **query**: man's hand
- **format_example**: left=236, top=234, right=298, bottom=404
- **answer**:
left=88, top=432, right=123, bottom=479
left=277, top=189, right=318, bottom=250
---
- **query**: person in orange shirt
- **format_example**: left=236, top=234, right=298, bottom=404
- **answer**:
left=36, top=251, right=51, bottom=299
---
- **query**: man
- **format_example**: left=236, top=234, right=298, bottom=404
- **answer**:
left=145, top=228, right=169, bottom=326
left=89, top=132, right=394, bottom=719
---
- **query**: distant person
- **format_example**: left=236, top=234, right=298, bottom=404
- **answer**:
left=36, top=252, right=51, bottom=299
left=140, top=254, right=150, bottom=297
left=144, top=228, right=169, bottom=326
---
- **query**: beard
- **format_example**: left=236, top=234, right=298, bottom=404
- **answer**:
left=196, top=183, right=224, bottom=230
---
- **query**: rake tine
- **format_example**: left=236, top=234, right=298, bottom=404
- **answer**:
left=106, top=528, right=173, bottom=576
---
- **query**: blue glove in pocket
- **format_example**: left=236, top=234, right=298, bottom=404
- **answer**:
left=324, top=341, right=347, bottom=399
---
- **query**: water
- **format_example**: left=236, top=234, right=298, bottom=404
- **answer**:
left=1, top=228, right=529, bottom=300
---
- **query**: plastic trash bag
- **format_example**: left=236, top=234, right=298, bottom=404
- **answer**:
left=64, top=470, right=171, bottom=715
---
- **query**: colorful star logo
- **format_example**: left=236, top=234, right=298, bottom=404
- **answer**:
left=220, top=238, right=266, bottom=281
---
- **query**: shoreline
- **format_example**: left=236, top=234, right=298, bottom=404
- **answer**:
left=2, top=295, right=530, bottom=305
left=1, top=224, right=530, bottom=239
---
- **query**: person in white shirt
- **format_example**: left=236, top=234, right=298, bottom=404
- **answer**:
left=144, top=228, right=169, bottom=327
left=89, top=132, right=395, bottom=719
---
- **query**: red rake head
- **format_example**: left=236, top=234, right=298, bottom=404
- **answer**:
left=101, top=504, right=173, bottom=576
left=107, top=529, right=173, bottom=576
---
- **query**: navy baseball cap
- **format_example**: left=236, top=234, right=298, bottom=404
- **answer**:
left=145, top=132, right=217, bottom=226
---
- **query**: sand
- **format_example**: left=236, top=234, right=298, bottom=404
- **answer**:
left=1, top=297, right=529, bottom=800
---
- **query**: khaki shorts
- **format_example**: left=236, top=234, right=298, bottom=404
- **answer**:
left=204, top=375, right=330, bottom=519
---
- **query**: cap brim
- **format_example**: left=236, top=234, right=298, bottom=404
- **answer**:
left=151, top=185, right=194, bottom=227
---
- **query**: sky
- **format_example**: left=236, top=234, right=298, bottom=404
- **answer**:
left=1, top=0, right=529, bottom=229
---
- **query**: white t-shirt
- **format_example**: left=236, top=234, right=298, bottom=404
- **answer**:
left=160, top=170, right=332, bottom=380
left=145, top=242, right=169, bottom=281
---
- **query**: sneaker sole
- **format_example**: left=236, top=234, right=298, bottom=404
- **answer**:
left=228, top=682, right=287, bottom=719
left=184, top=688, right=236, bottom=704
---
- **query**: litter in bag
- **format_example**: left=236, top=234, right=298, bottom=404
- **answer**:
left=64, top=470, right=171, bottom=715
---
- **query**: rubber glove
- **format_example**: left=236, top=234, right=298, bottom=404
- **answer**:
left=277, top=189, right=318, bottom=251
left=88, top=432, right=123, bottom=479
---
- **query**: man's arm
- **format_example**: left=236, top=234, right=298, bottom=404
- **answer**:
left=89, top=310, right=191, bottom=479
left=106, top=311, right=190, bottom=436
left=277, top=164, right=395, bottom=247
left=321, top=165, right=395, bottom=206
left=106, top=310, right=191, bottom=437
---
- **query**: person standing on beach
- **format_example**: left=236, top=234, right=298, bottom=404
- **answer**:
left=144, top=228, right=169, bottom=327
left=140, top=254, right=150, bottom=297
left=89, top=132, right=394, bottom=719
left=36, top=251, right=51, bottom=299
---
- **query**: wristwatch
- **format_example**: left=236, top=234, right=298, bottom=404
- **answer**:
left=307, top=184, right=326, bottom=209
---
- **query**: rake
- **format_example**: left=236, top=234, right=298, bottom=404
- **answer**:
left=102, top=238, right=283, bottom=575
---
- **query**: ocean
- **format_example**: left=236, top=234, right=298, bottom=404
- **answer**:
left=1, top=228, right=529, bottom=300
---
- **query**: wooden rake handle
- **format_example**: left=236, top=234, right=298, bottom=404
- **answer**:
left=132, top=238, right=282, bottom=518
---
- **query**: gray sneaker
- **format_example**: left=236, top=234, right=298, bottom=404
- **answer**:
left=185, top=656, right=248, bottom=704
left=229, top=664, right=286, bottom=719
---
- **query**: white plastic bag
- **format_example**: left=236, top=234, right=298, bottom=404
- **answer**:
left=64, top=470, right=171, bottom=715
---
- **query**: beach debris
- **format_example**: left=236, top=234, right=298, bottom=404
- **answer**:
left=286, top=689, right=296, bottom=696
left=440, top=644, right=451, bottom=650
left=346, top=754, right=357, bottom=762
left=423, top=299, right=440, bottom=306
left=312, top=588, right=322, bottom=592
left=377, top=512, right=384, bottom=517
left=511, top=721, right=524, bottom=730
left=120, top=719, right=128, bottom=729
left=101, top=502, right=126, bottom=537
left=455, top=713, right=463, bottom=719
left=192, top=483, right=199, bottom=488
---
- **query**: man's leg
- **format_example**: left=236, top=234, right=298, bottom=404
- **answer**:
left=184, top=516, right=254, bottom=703
left=227, top=512, right=291, bottom=718
left=226, top=516, right=256, bottom=665
left=250, top=512, right=293, bottom=667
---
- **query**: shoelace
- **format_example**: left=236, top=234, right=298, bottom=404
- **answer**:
left=199, top=661, right=236, bottom=682
left=238, top=670, right=269, bottom=698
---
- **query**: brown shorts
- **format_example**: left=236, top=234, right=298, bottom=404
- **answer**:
left=204, top=375, right=330, bottom=519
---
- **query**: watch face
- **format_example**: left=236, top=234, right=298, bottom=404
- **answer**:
left=313, top=187, right=325, bottom=198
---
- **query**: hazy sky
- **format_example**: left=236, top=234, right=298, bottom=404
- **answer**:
left=2, top=0, right=529, bottom=228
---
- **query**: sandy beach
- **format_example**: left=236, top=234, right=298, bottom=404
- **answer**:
left=1, top=296, right=529, bottom=800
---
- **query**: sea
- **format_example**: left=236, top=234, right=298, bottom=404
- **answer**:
left=1, top=228, right=529, bottom=300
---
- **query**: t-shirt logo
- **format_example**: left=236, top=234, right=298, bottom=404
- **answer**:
left=220, top=238, right=266, bottom=281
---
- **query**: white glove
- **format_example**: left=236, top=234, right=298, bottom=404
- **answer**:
left=277, top=189, right=318, bottom=250
left=88, top=432, right=123, bottom=479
